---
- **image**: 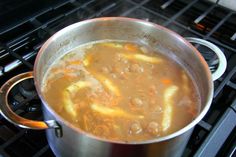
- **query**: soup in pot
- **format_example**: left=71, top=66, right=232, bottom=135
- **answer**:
left=42, top=41, right=200, bottom=142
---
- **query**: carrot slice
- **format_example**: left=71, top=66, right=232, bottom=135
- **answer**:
left=161, top=78, right=172, bottom=85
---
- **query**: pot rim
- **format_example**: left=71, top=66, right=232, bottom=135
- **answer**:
left=34, top=17, right=213, bottom=144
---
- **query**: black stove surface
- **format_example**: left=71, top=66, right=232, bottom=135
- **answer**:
left=0, top=0, right=236, bottom=157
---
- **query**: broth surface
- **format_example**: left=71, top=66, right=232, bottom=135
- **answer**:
left=42, top=41, right=200, bottom=142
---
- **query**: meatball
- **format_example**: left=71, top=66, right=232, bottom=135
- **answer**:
left=147, top=121, right=159, bottom=135
left=130, top=64, right=144, bottom=73
left=131, top=97, right=144, bottom=107
left=130, top=122, right=142, bottom=134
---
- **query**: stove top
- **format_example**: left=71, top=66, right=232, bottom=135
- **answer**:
left=0, top=0, right=236, bottom=157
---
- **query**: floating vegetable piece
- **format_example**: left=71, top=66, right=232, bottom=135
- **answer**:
left=93, top=74, right=120, bottom=96
left=162, top=85, right=178, bottom=132
left=83, top=54, right=93, bottom=67
left=68, top=60, right=81, bottom=65
left=121, top=53, right=162, bottom=64
left=67, top=81, right=91, bottom=94
left=182, top=71, right=190, bottom=94
left=91, top=103, right=144, bottom=119
left=124, top=43, right=138, bottom=52
left=101, top=43, right=123, bottom=48
left=63, top=81, right=92, bottom=117
left=63, top=90, right=77, bottom=117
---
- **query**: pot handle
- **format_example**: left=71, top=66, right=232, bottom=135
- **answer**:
left=185, top=37, right=227, bottom=81
left=0, top=72, right=59, bottom=130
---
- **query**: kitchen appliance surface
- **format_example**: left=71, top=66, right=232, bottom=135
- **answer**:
left=0, top=0, right=235, bottom=157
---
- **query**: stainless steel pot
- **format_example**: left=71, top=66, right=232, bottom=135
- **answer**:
left=0, top=17, right=227, bottom=157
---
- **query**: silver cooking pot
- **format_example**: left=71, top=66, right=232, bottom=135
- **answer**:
left=0, top=17, right=227, bottom=157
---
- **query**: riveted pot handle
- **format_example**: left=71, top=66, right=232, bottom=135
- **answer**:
left=185, top=37, right=227, bottom=81
left=0, top=72, right=58, bottom=130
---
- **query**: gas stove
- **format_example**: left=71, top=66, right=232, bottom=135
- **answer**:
left=0, top=0, right=236, bottom=157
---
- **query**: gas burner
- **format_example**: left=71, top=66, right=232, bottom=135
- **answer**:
left=7, top=78, right=41, bottom=118
left=194, top=44, right=220, bottom=73
left=18, top=79, right=37, bottom=99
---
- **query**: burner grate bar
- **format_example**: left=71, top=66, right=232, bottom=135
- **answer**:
left=227, top=81, right=236, bottom=90
left=8, top=37, right=29, bottom=49
left=0, top=131, right=25, bottom=149
left=231, top=32, right=236, bottom=41
left=0, top=0, right=96, bottom=77
left=214, top=66, right=236, bottom=97
left=0, top=43, right=33, bottom=69
left=137, top=5, right=205, bottom=37
left=34, top=0, right=95, bottom=30
left=65, top=0, right=96, bottom=16
left=3, top=0, right=95, bottom=47
left=0, top=1, right=71, bottom=35
left=138, top=3, right=236, bottom=53
left=163, top=0, right=199, bottom=26
left=172, top=21, right=204, bottom=37
left=53, top=0, right=72, bottom=10
left=160, top=0, right=175, bottom=9
left=32, top=145, right=50, bottom=157
left=203, top=11, right=234, bottom=39
left=231, top=98, right=236, bottom=112
left=6, top=28, right=41, bottom=47
left=89, top=2, right=117, bottom=18
left=198, top=120, right=212, bottom=131
left=194, top=3, right=218, bottom=24
left=207, top=37, right=236, bottom=53
left=0, top=148, right=10, bottom=157
left=121, top=0, right=149, bottom=16
left=0, top=51, right=36, bottom=77
left=139, top=5, right=169, bottom=20
left=194, top=108, right=236, bottom=157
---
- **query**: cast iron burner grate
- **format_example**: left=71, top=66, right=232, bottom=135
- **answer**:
left=0, top=0, right=235, bottom=157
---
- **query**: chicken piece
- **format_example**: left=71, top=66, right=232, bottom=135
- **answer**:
left=91, top=103, right=144, bottom=119
left=121, top=53, right=162, bottom=64
left=162, top=85, right=178, bottom=132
